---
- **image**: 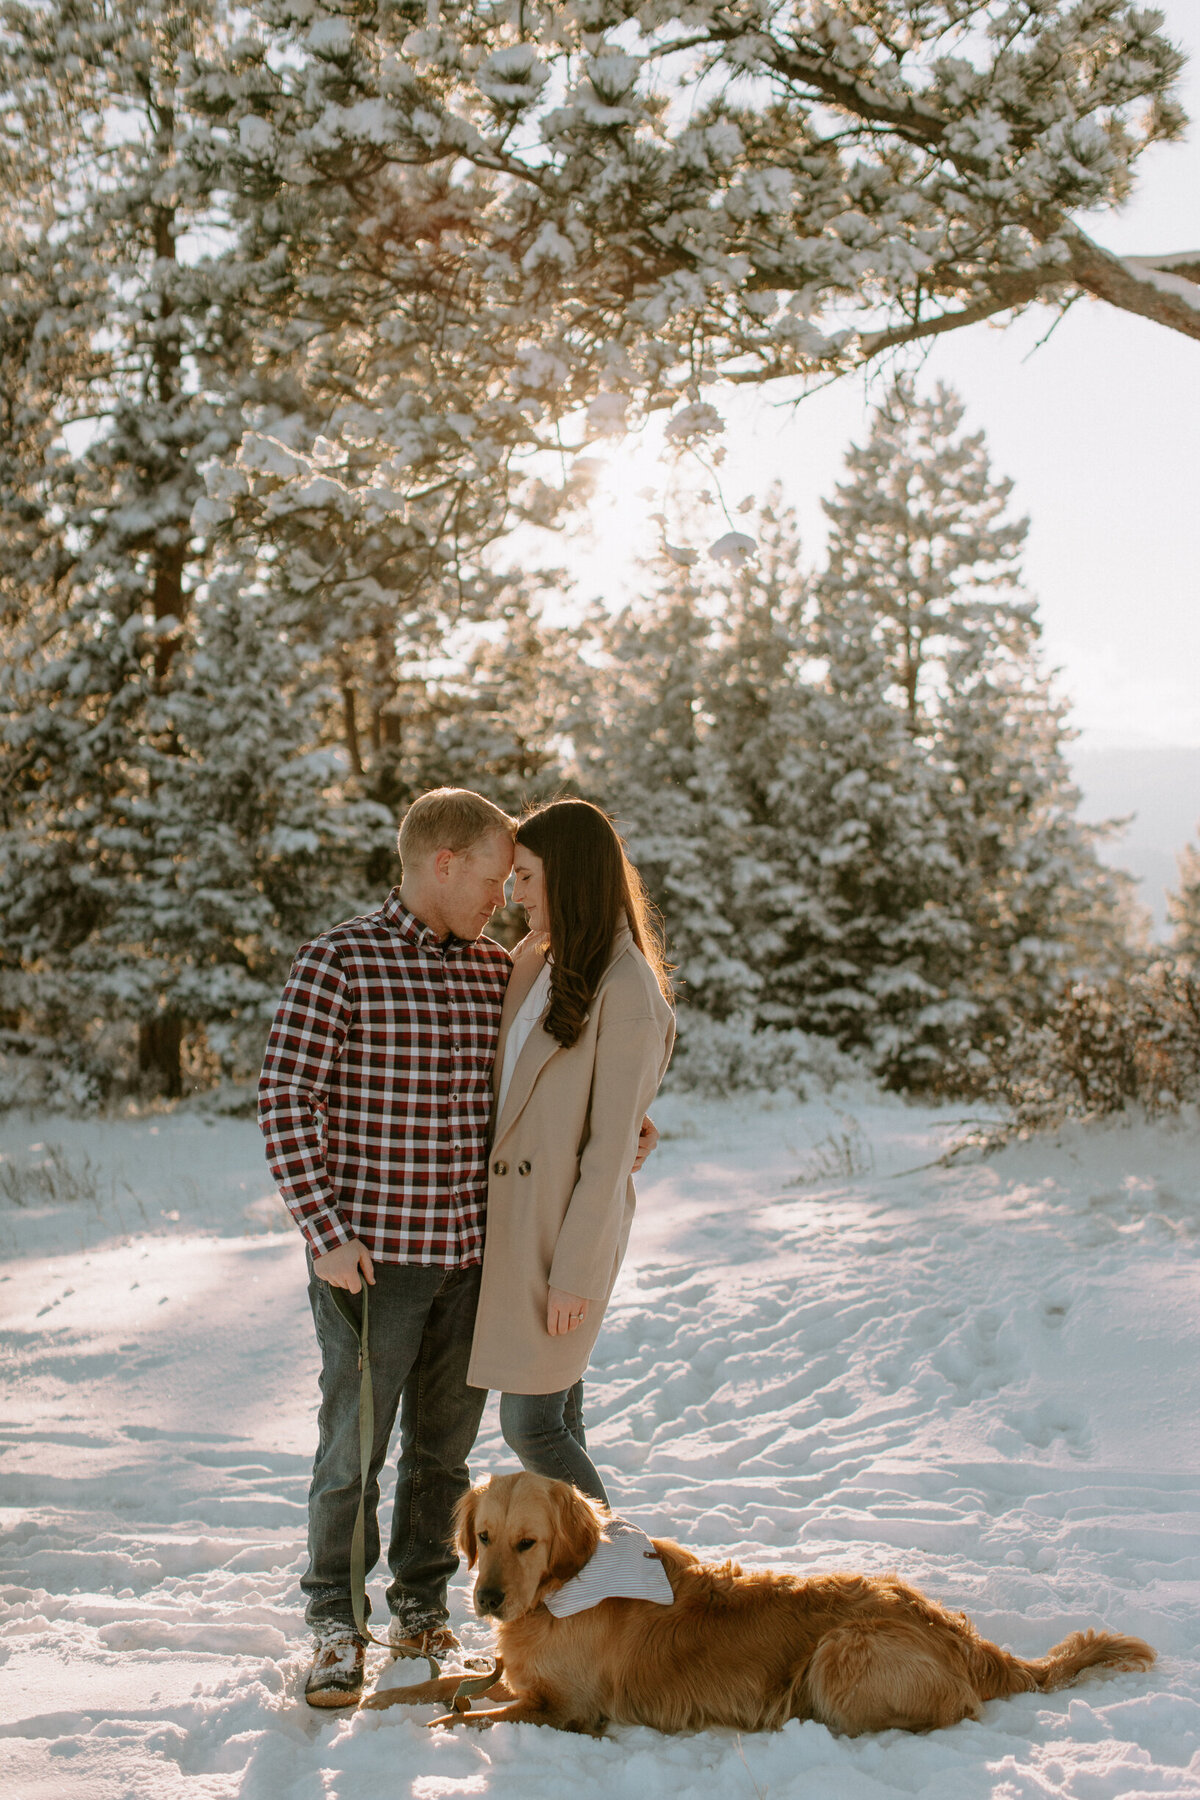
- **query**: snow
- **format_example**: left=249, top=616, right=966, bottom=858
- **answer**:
left=2, top=1091, right=1198, bottom=1798
left=236, top=116, right=275, bottom=157
left=1123, top=257, right=1200, bottom=312
left=707, top=530, right=757, bottom=567
left=663, top=400, right=725, bottom=444
left=520, top=224, right=577, bottom=274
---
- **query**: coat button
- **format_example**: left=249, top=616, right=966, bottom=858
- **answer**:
left=492, top=1160, right=507, bottom=1176
left=518, top=1160, right=531, bottom=1176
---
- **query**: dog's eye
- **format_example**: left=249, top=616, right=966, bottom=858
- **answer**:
left=515, top=1538, right=536, bottom=1553
left=478, top=1531, right=490, bottom=1546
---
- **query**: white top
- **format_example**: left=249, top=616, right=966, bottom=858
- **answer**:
left=543, top=1516, right=676, bottom=1618
left=495, top=960, right=553, bottom=1117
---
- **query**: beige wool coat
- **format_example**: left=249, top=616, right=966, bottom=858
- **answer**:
left=466, top=924, right=675, bottom=1395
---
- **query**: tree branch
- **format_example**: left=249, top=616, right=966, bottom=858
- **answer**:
left=845, top=232, right=1200, bottom=365
left=1050, top=224, right=1200, bottom=342
left=856, top=272, right=1054, bottom=361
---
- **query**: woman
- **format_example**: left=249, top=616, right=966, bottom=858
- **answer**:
left=466, top=799, right=675, bottom=1506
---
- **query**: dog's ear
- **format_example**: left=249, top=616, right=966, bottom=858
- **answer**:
left=546, top=1482, right=605, bottom=1583
left=453, top=1482, right=483, bottom=1568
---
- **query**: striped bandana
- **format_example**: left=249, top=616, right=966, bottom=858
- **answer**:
left=543, top=1517, right=675, bottom=1617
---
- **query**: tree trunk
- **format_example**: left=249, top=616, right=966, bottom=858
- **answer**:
left=341, top=680, right=364, bottom=776
left=153, top=535, right=188, bottom=679
left=139, top=1013, right=184, bottom=1098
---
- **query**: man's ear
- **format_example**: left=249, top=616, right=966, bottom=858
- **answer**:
left=547, top=1483, right=604, bottom=1584
left=453, top=1484, right=482, bottom=1568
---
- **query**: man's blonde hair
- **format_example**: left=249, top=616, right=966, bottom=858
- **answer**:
left=398, top=788, right=515, bottom=869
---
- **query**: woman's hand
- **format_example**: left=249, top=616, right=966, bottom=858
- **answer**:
left=632, top=1114, right=658, bottom=1172
left=547, top=1287, right=590, bottom=1336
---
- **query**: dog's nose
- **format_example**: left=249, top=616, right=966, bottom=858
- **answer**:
left=475, top=1584, right=505, bottom=1617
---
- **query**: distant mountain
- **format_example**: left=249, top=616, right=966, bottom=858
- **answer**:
left=1069, top=742, right=1200, bottom=939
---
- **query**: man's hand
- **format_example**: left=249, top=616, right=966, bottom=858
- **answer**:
left=313, top=1238, right=375, bottom=1294
left=547, top=1286, right=590, bottom=1336
left=632, top=1114, right=659, bottom=1174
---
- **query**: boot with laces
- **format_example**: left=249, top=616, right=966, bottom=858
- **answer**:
left=304, top=1627, right=366, bottom=1708
left=388, top=1620, right=491, bottom=1672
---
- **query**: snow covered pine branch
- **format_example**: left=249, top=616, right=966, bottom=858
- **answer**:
left=163, top=0, right=1200, bottom=614
left=190, top=0, right=1199, bottom=434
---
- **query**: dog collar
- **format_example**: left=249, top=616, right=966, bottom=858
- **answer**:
left=543, top=1516, right=675, bottom=1617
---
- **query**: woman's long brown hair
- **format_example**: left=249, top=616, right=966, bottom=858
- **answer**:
left=516, top=800, right=672, bottom=1050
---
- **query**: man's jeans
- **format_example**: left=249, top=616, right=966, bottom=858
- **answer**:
left=303, top=1257, right=487, bottom=1636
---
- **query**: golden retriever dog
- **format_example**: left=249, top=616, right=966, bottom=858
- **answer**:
left=362, top=1472, right=1154, bottom=1736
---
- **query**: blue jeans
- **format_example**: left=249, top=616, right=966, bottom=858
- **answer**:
left=499, top=1382, right=610, bottom=1507
left=303, top=1258, right=487, bottom=1635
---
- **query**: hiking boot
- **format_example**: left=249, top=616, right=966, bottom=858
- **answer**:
left=388, top=1621, right=491, bottom=1672
left=388, top=1621, right=462, bottom=1663
left=304, top=1628, right=366, bottom=1708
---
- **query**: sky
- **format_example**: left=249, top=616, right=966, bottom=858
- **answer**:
left=569, top=2, right=1200, bottom=754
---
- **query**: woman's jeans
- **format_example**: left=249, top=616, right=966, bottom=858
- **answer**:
left=499, top=1382, right=610, bottom=1507
left=303, top=1257, right=487, bottom=1637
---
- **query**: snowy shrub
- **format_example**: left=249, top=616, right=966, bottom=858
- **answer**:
left=983, top=964, right=1200, bottom=1141
left=0, top=1016, right=254, bottom=1116
left=0, top=1143, right=103, bottom=1209
left=198, top=1017, right=274, bottom=1088
left=787, top=1117, right=875, bottom=1184
left=0, top=1037, right=106, bottom=1115
left=665, top=1007, right=858, bottom=1099
left=193, top=1078, right=260, bottom=1118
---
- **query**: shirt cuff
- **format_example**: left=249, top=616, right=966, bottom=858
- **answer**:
left=294, top=1203, right=355, bottom=1260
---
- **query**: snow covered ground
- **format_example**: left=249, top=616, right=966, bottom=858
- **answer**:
left=2, top=1090, right=1198, bottom=1799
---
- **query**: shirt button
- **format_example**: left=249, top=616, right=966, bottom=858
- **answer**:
left=518, top=1160, right=531, bottom=1176
left=492, top=1160, right=507, bottom=1176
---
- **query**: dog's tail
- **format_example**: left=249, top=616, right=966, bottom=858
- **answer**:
left=973, top=1629, right=1156, bottom=1699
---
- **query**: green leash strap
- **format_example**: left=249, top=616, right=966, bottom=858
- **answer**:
left=327, top=1280, right=439, bottom=1680
left=451, top=1662, right=502, bottom=1714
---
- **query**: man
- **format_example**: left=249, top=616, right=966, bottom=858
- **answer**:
left=259, top=788, right=654, bottom=1707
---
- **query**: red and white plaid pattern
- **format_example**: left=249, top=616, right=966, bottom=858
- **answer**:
left=258, top=891, right=511, bottom=1264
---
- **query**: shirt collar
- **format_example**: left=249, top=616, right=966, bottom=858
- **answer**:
left=382, top=889, right=459, bottom=952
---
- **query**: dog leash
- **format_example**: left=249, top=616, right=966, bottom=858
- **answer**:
left=327, top=1282, right=440, bottom=1681
left=451, top=1661, right=503, bottom=1713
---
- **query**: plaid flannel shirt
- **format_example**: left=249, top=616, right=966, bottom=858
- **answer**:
left=258, top=891, right=512, bottom=1265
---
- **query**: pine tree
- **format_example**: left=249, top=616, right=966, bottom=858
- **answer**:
left=788, top=612, right=970, bottom=1081
left=1169, top=838, right=1200, bottom=967
left=821, top=380, right=1030, bottom=735
left=573, top=571, right=759, bottom=1023
left=361, top=576, right=575, bottom=826
left=703, top=493, right=810, bottom=990
left=0, top=1, right=381, bottom=1096
left=131, top=568, right=395, bottom=1079
left=820, top=380, right=1134, bottom=1071
left=563, top=481, right=1003, bottom=1086
left=646, top=491, right=965, bottom=1085
left=0, top=1, right=247, bottom=1091
left=935, top=624, right=1136, bottom=1037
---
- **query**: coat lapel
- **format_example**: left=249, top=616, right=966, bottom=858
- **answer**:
left=492, top=936, right=547, bottom=1099
left=491, top=922, right=638, bottom=1149
left=491, top=938, right=556, bottom=1145
left=492, top=1019, right=561, bottom=1149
